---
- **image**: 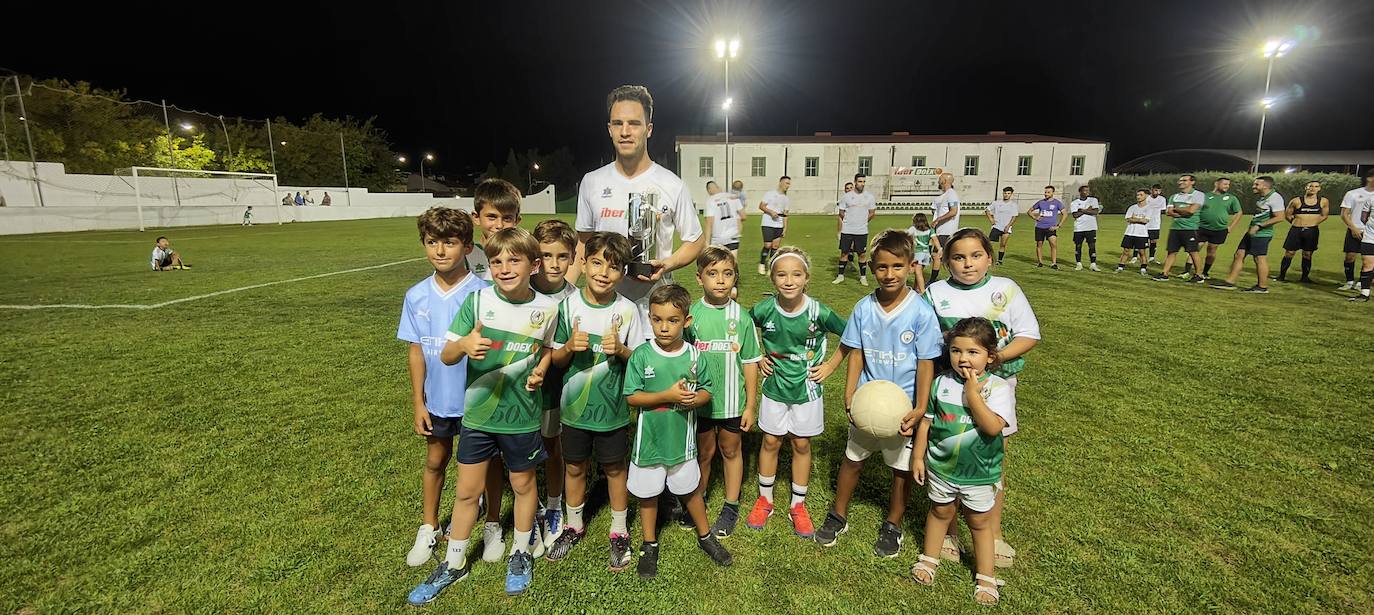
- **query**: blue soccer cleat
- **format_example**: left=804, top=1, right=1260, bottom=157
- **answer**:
left=505, top=551, right=534, bottom=596
left=406, top=560, right=470, bottom=606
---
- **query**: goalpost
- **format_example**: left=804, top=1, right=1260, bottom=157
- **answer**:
left=127, top=167, right=281, bottom=231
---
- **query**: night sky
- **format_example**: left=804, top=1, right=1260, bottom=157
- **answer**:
left=9, top=0, right=1374, bottom=174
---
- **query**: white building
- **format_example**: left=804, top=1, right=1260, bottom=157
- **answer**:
left=676, top=132, right=1108, bottom=213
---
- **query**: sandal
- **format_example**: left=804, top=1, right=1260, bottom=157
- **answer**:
left=940, top=534, right=962, bottom=561
left=994, top=538, right=1016, bottom=568
left=910, top=554, right=939, bottom=586
left=974, top=573, right=1006, bottom=606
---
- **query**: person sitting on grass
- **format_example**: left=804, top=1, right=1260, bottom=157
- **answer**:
left=150, top=236, right=191, bottom=271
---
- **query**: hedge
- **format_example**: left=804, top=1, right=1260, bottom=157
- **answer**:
left=1086, top=172, right=1360, bottom=214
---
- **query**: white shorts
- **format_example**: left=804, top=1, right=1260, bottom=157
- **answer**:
left=844, top=424, right=913, bottom=471
left=914, top=253, right=931, bottom=266
left=1002, top=375, right=1020, bottom=437
left=926, top=472, right=1002, bottom=513
left=541, top=407, right=561, bottom=438
left=627, top=460, right=701, bottom=499
left=759, top=395, right=825, bottom=437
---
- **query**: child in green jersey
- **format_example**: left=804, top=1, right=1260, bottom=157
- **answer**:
left=746, top=246, right=849, bottom=540
left=623, top=284, right=734, bottom=578
left=544, top=232, right=645, bottom=570
left=688, top=246, right=762, bottom=538
left=905, top=213, right=936, bottom=293
left=531, top=220, right=579, bottom=548
left=910, top=317, right=1015, bottom=606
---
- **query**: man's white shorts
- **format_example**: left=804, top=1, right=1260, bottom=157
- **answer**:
left=759, top=395, right=825, bottom=438
left=628, top=460, right=701, bottom=499
left=541, top=407, right=561, bottom=438
left=1002, top=375, right=1020, bottom=437
left=915, top=253, right=932, bottom=266
left=844, top=424, right=913, bottom=471
left=926, top=472, right=1002, bottom=513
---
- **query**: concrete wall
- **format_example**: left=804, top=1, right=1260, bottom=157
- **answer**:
left=0, top=161, right=555, bottom=234
left=678, top=141, right=1108, bottom=213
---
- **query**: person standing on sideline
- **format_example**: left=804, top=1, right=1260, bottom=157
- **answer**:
left=833, top=173, right=876, bottom=286
left=1069, top=185, right=1101, bottom=271
left=702, top=181, right=746, bottom=256
left=1028, top=186, right=1065, bottom=269
left=570, top=84, right=706, bottom=329
left=321, top=192, right=332, bottom=207
left=929, top=172, right=961, bottom=282
left=1338, top=170, right=1374, bottom=291
left=985, top=187, right=1019, bottom=265
left=1211, top=176, right=1286, bottom=293
left=758, top=176, right=792, bottom=274
left=1144, top=184, right=1167, bottom=263
left=1153, top=174, right=1206, bottom=283
left=1277, top=180, right=1328, bottom=283
left=1115, top=189, right=1151, bottom=275
left=1197, top=177, right=1241, bottom=280
left=242, top=206, right=253, bottom=226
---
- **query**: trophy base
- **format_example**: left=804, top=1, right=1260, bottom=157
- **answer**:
left=627, top=261, right=657, bottom=279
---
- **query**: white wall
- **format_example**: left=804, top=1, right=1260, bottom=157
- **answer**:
left=0, top=161, right=555, bottom=234
left=679, top=141, right=1108, bottom=213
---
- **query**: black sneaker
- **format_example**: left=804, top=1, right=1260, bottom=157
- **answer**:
left=609, top=533, right=633, bottom=571
left=1050, top=263, right=1059, bottom=270
left=712, top=504, right=740, bottom=538
left=1191, top=276, right=1207, bottom=285
left=1036, top=262, right=1044, bottom=268
left=1152, top=274, right=1169, bottom=282
left=1299, top=276, right=1312, bottom=283
left=697, top=533, right=734, bottom=566
left=814, top=510, right=849, bottom=547
left=1349, top=294, right=1371, bottom=302
left=873, top=521, right=904, bottom=558
left=1210, top=281, right=1237, bottom=290
left=637, top=542, right=660, bottom=578
left=665, top=498, right=692, bottom=529
left=1241, top=286, right=1269, bottom=294
left=544, top=526, right=585, bottom=562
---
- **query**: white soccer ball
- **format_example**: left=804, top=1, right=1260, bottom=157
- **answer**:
left=850, top=379, right=910, bottom=439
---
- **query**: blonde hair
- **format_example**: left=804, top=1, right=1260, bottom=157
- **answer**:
left=483, top=227, right=541, bottom=262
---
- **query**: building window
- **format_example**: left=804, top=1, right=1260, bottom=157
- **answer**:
left=698, top=157, right=713, bottom=178
left=1017, top=155, right=1033, bottom=176
left=751, top=157, right=767, bottom=177
left=858, top=156, right=872, bottom=176
left=1070, top=155, right=1086, bottom=176
left=805, top=157, right=819, bottom=177
left=964, top=155, right=979, bottom=176
left=911, top=155, right=927, bottom=167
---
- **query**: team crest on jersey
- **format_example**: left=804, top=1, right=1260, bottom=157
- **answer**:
left=763, top=321, right=776, bottom=332
left=484, top=309, right=496, bottom=320
left=601, top=187, right=613, bottom=198
left=900, top=330, right=914, bottom=344
left=807, top=321, right=818, bottom=334
left=991, top=291, right=1007, bottom=308
left=727, top=318, right=738, bottom=335
left=980, top=383, right=992, bottom=401
left=938, top=299, right=950, bottom=309
left=644, top=365, right=656, bottom=379
left=474, top=263, right=487, bottom=273
left=530, top=310, right=546, bottom=326
left=611, top=313, right=624, bottom=330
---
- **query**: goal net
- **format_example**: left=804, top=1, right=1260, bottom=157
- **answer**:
left=120, top=167, right=280, bottom=230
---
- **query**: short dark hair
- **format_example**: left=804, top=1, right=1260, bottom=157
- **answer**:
left=1256, top=175, right=1275, bottom=187
left=940, top=228, right=994, bottom=268
left=155, top=236, right=167, bottom=243
left=648, top=283, right=691, bottom=316
left=1044, top=185, right=1056, bottom=191
left=854, top=173, right=866, bottom=182
left=696, top=244, right=738, bottom=274
left=532, top=219, right=577, bottom=252
left=1180, top=174, right=1196, bottom=181
left=417, top=207, right=474, bottom=246
left=473, top=178, right=522, bottom=216
left=779, top=175, right=791, bottom=182
left=706, top=181, right=718, bottom=190
left=1135, top=188, right=1148, bottom=195
left=1151, top=183, right=1162, bottom=189
left=606, top=84, right=653, bottom=123
left=1002, top=187, right=1014, bottom=193
left=583, top=232, right=632, bottom=271
left=1215, top=176, right=1231, bottom=183
left=844, top=182, right=854, bottom=188
left=946, top=316, right=1003, bottom=372
left=870, top=228, right=915, bottom=262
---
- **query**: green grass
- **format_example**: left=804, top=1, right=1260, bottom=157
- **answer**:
left=1, top=214, right=1371, bottom=614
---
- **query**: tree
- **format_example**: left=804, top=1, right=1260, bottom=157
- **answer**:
left=150, top=134, right=217, bottom=170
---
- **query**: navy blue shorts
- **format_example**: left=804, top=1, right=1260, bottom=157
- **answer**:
left=1237, top=234, right=1272, bottom=257
left=456, top=425, right=547, bottom=471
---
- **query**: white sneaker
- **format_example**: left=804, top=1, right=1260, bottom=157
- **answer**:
left=1149, top=257, right=1160, bottom=264
left=1338, top=281, right=1356, bottom=291
left=832, top=275, right=845, bottom=285
left=758, top=263, right=767, bottom=275
left=1074, top=262, right=1083, bottom=271
left=859, top=275, right=868, bottom=286
left=481, top=522, right=505, bottom=563
left=1090, top=263, right=1101, bottom=272
left=1130, top=256, right=1139, bottom=264
left=406, top=524, right=440, bottom=567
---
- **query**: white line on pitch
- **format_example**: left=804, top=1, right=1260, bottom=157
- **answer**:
left=0, top=257, right=425, bottom=310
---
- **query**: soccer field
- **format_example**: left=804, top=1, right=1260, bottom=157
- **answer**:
left=1, top=214, right=1370, bottom=614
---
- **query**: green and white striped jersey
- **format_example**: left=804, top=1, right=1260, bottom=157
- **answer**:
left=688, top=298, right=762, bottom=419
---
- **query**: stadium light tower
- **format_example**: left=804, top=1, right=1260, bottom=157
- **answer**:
left=420, top=154, right=434, bottom=192
left=529, top=162, right=540, bottom=194
left=178, top=122, right=194, bottom=132
left=715, top=36, right=740, bottom=189
left=1253, top=38, right=1295, bottom=173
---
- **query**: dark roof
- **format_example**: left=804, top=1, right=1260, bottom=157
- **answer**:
left=676, top=133, right=1106, bottom=145
left=1113, top=149, right=1374, bottom=174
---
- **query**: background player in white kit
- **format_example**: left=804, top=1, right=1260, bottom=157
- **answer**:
left=1115, top=189, right=1152, bottom=275
left=1069, top=185, right=1102, bottom=271
left=929, top=173, right=962, bottom=282
left=1144, top=184, right=1167, bottom=263
left=985, top=187, right=1019, bottom=265
left=834, top=173, right=876, bottom=286
left=1338, top=170, right=1374, bottom=291
left=702, top=181, right=746, bottom=255
left=758, top=176, right=791, bottom=275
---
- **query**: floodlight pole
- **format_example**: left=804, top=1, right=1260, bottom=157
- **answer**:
left=13, top=75, right=46, bottom=207
left=340, top=131, right=352, bottom=207
left=160, top=99, right=182, bottom=207
left=266, top=118, right=278, bottom=176
left=1253, top=55, right=1275, bottom=174
left=724, top=57, right=730, bottom=191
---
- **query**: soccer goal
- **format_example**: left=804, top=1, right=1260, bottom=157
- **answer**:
left=124, top=167, right=280, bottom=231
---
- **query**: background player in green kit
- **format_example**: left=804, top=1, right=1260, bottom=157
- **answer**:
left=1211, top=177, right=1287, bottom=293
left=544, top=232, right=646, bottom=570
left=747, top=247, right=848, bottom=539
left=623, top=284, right=733, bottom=578
left=687, top=246, right=762, bottom=538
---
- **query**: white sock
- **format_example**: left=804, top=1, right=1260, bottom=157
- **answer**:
left=512, top=530, right=531, bottom=555
left=610, top=509, right=628, bottom=536
left=759, top=474, right=776, bottom=504
left=790, top=483, right=808, bottom=507
left=567, top=503, right=586, bottom=532
left=445, top=538, right=468, bottom=567
left=546, top=495, right=561, bottom=514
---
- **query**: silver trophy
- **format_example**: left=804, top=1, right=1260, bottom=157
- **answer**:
left=626, top=191, right=659, bottom=278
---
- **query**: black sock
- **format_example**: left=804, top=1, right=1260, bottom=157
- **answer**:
left=1301, top=258, right=1312, bottom=279
left=1346, top=261, right=1356, bottom=282
left=1279, top=256, right=1292, bottom=278
left=760, top=248, right=770, bottom=265
left=929, top=268, right=940, bottom=283
left=858, top=261, right=867, bottom=276
left=1203, top=258, right=1214, bottom=276
left=1089, top=242, right=1097, bottom=264
left=998, top=251, right=1005, bottom=262
left=1362, top=268, right=1374, bottom=291
left=1148, top=243, right=1157, bottom=258
left=837, top=259, right=848, bottom=276
left=1075, top=244, right=1083, bottom=262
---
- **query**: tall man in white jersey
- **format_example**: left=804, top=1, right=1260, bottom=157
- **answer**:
left=1069, top=185, right=1101, bottom=271
left=834, top=173, right=876, bottom=286
left=758, top=175, right=791, bottom=275
left=928, top=172, right=961, bottom=282
left=985, top=187, right=1019, bottom=265
left=572, top=85, right=706, bottom=333
left=1144, top=184, right=1167, bottom=263
left=1338, top=169, right=1374, bottom=291
left=702, top=180, right=745, bottom=255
